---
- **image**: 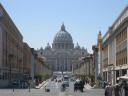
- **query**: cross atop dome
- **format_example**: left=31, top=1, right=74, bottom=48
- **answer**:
left=61, top=23, right=66, bottom=31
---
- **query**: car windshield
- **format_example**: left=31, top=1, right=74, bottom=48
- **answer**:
left=64, top=77, right=69, bottom=81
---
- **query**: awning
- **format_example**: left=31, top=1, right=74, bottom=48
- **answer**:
left=117, top=75, right=128, bottom=80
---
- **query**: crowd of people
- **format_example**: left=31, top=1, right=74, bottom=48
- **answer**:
left=60, top=78, right=92, bottom=92
left=104, top=81, right=128, bottom=96
left=74, top=79, right=85, bottom=92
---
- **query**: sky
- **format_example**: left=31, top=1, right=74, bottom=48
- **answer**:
left=0, top=0, right=128, bottom=53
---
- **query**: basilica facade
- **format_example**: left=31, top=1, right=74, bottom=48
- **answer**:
left=38, top=24, right=88, bottom=72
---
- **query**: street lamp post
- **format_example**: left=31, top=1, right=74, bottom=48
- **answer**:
left=83, top=59, right=86, bottom=79
left=85, top=58, right=87, bottom=76
left=61, top=65, right=64, bottom=77
left=72, top=63, right=74, bottom=74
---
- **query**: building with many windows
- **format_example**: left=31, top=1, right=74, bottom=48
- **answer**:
left=0, top=3, right=52, bottom=88
left=102, top=6, right=128, bottom=85
left=0, top=3, right=23, bottom=87
left=73, top=54, right=94, bottom=81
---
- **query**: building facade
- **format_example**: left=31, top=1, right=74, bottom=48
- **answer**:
left=0, top=3, right=52, bottom=88
left=38, top=24, right=88, bottom=72
left=0, top=4, right=23, bottom=87
left=73, top=54, right=94, bottom=79
left=31, top=48, right=51, bottom=80
left=35, top=56, right=51, bottom=75
left=102, top=6, right=128, bottom=85
left=23, top=43, right=32, bottom=79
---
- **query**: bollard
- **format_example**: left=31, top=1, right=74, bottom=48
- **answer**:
left=13, top=85, right=14, bottom=92
left=29, top=84, right=30, bottom=92
left=12, top=87, right=14, bottom=96
left=29, top=87, right=30, bottom=92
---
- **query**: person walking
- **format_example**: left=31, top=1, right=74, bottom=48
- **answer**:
left=124, top=84, right=128, bottom=96
left=61, top=83, right=65, bottom=92
left=79, top=80, right=85, bottom=92
left=114, top=84, right=120, bottom=96
left=74, top=81, right=78, bottom=92
left=123, top=81, right=128, bottom=96
left=105, top=83, right=113, bottom=96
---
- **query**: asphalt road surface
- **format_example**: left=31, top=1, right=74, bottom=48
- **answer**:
left=0, top=80, right=104, bottom=96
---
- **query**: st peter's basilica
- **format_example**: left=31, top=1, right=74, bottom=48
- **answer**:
left=38, top=24, right=88, bottom=72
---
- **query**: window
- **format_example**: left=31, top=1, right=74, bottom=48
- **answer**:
left=0, top=74, right=3, bottom=80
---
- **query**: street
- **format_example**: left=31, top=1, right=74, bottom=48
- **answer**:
left=0, top=80, right=104, bottom=96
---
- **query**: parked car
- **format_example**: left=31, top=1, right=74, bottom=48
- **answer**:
left=63, top=81, right=69, bottom=87
left=10, top=80, right=28, bottom=89
left=62, top=75, right=69, bottom=87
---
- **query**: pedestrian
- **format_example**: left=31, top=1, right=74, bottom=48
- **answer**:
left=61, top=83, right=65, bottom=92
left=79, top=80, right=85, bottom=92
left=103, top=81, right=107, bottom=89
left=105, top=83, right=113, bottom=96
left=120, top=82, right=125, bottom=96
left=113, top=84, right=120, bottom=96
left=124, top=84, right=128, bottom=96
left=74, top=81, right=78, bottom=92
left=122, top=81, right=128, bottom=96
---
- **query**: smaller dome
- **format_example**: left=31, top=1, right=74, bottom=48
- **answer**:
left=40, top=47, right=43, bottom=51
left=75, top=43, right=80, bottom=49
left=81, top=47, right=85, bottom=50
left=45, top=43, right=51, bottom=50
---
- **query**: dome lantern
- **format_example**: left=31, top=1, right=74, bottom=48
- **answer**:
left=61, top=23, right=66, bottom=31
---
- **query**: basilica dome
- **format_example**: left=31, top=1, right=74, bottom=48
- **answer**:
left=52, top=24, right=74, bottom=49
left=53, top=24, right=73, bottom=43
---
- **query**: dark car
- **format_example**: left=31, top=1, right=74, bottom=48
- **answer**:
left=10, top=80, right=28, bottom=89
left=63, top=81, right=69, bottom=87
left=11, top=81, right=20, bottom=88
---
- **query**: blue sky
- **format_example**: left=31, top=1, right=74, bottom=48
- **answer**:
left=1, top=0, right=128, bottom=52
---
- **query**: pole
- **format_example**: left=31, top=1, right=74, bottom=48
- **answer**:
left=9, top=60, right=11, bottom=82
left=113, top=66, right=115, bottom=85
left=86, top=58, right=87, bottom=76
left=28, top=79, right=31, bottom=92
left=13, top=87, right=14, bottom=92
left=29, top=85, right=30, bottom=92
left=62, top=65, right=63, bottom=78
left=72, top=63, right=73, bottom=74
left=119, top=65, right=122, bottom=76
